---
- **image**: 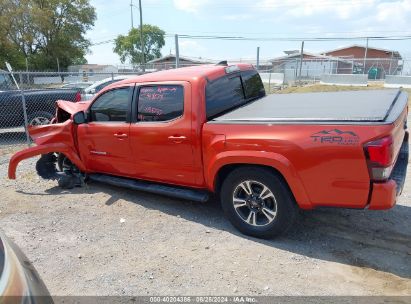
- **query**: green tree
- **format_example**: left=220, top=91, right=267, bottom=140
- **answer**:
left=114, top=25, right=165, bottom=65
left=0, top=0, right=96, bottom=70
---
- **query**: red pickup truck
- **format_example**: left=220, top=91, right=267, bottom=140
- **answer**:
left=8, top=63, right=409, bottom=238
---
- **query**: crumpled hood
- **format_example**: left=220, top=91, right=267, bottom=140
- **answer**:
left=28, top=120, right=74, bottom=146
left=56, top=99, right=91, bottom=114
left=27, top=100, right=89, bottom=145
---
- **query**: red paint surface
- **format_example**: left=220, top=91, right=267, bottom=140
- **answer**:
left=8, top=64, right=407, bottom=210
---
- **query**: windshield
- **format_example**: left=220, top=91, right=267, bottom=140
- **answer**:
left=85, top=78, right=125, bottom=94
left=0, top=73, right=14, bottom=90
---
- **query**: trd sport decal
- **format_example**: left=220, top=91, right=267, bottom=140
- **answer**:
left=311, top=129, right=359, bottom=145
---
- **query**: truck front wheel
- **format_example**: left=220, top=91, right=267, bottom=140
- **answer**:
left=220, top=167, right=298, bottom=239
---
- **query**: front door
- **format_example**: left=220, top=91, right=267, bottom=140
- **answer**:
left=128, top=82, right=201, bottom=186
left=77, top=85, right=134, bottom=176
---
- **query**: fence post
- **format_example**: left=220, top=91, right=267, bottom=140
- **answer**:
left=5, top=63, right=31, bottom=146
left=363, top=38, right=368, bottom=75
left=268, top=71, right=272, bottom=94
left=175, top=34, right=180, bottom=69
left=298, top=41, right=304, bottom=83
left=21, top=92, right=31, bottom=146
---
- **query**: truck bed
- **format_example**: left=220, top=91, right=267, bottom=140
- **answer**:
left=212, top=89, right=408, bottom=125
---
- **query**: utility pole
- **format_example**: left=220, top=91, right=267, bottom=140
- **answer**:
left=130, top=0, right=134, bottom=29
left=139, top=0, right=145, bottom=72
left=256, top=47, right=260, bottom=70
left=388, top=51, right=393, bottom=75
left=175, top=34, right=180, bottom=68
left=298, top=41, right=304, bottom=82
left=363, top=37, right=369, bottom=75
left=56, top=58, right=60, bottom=73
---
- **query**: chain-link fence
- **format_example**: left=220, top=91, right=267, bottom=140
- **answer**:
left=1, top=57, right=410, bottom=147
left=0, top=69, right=154, bottom=147
left=0, top=71, right=83, bottom=147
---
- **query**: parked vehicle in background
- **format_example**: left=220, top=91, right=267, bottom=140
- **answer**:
left=0, top=231, right=52, bottom=302
left=0, top=71, right=81, bottom=127
left=9, top=64, right=408, bottom=239
left=61, top=81, right=93, bottom=91
left=81, top=75, right=136, bottom=100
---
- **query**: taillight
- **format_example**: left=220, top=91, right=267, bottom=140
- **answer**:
left=364, top=136, right=394, bottom=181
left=75, top=91, right=81, bottom=102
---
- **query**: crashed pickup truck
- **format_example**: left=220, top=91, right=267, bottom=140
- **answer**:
left=8, top=64, right=409, bottom=238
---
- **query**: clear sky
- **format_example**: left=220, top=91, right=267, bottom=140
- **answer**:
left=85, top=0, right=411, bottom=65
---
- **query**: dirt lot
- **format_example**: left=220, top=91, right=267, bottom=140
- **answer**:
left=1, top=86, right=411, bottom=296
left=0, top=146, right=411, bottom=296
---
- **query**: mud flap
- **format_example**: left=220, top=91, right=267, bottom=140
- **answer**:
left=36, top=153, right=85, bottom=189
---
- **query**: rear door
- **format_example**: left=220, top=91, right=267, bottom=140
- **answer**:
left=77, top=84, right=134, bottom=176
left=128, top=82, right=200, bottom=186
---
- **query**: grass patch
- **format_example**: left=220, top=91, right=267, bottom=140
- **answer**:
left=266, top=83, right=411, bottom=105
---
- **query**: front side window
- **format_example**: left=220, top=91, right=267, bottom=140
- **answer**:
left=138, top=85, right=184, bottom=122
left=90, top=87, right=130, bottom=122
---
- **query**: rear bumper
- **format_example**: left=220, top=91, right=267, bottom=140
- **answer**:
left=368, top=133, right=408, bottom=210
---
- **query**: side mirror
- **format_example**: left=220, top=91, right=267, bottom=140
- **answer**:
left=73, top=111, right=87, bottom=125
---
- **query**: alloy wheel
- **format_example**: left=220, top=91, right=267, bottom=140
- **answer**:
left=232, top=180, right=278, bottom=226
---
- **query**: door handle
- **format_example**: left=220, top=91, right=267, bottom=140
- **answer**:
left=114, top=133, right=128, bottom=139
left=168, top=135, right=186, bottom=143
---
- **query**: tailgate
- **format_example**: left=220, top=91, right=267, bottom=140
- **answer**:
left=389, top=106, right=409, bottom=194
left=391, top=133, right=408, bottom=194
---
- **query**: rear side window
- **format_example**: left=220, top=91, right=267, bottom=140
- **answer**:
left=206, top=76, right=244, bottom=119
left=205, top=69, right=266, bottom=120
left=90, top=87, right=130, bottom=122
left=241, top=70, right=265, bottom=99
left=138, top=85, right=184, bottom=122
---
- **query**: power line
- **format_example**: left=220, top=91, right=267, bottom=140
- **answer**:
left=137, top=0, right=376, bottom=9
left=90, top=34, right=411, bottom=46
left=171, top=34, right=411, bottom=42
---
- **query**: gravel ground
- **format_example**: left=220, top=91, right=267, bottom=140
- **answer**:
left=0, top=146, right=410, bottom=296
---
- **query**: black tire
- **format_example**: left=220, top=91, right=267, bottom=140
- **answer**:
left=36, top=153, right=58, bottom=179
left=57, top=175, right=77, bottom=189
left=27, top=111, right=54, bottom=126
left=220, top=166, right=298, bottom=239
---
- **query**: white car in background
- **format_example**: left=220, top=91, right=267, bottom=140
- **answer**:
left=81, top=75, right=137, bottom=100
left=61, top=81, right=93, bottom=90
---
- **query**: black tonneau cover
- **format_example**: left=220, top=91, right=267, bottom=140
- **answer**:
left=211, top=89, right=408, bottom=124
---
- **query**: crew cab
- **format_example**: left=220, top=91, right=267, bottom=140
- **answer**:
left=8, top=64, right=409, bottom=238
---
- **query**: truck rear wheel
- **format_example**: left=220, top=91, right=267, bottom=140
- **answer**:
left=220, top=167, right=298, bottom=239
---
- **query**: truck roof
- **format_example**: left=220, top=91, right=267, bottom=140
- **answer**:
left=118, top=63, right=254, bottom=84
left=212, top=89, right=408, bottom=125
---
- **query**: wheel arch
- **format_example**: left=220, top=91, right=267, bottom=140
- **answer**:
left=8, top=143, right=86, bottom=179
left=207, top=152, right=312, bottom=209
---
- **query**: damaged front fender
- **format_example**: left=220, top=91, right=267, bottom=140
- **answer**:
left=8, top=114, right=86, bottom=179
left=8, top=142, right=86, bottom=179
